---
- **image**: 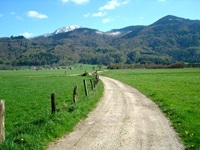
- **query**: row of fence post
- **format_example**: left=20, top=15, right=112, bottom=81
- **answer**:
left=51, top=74, right=99, bottom=114
left=0, top=73, right=100, bottom=143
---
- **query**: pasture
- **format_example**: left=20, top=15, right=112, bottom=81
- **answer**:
left=105, top=69, right=200, bottom=150
left=0, top=65, right=103, bottom=150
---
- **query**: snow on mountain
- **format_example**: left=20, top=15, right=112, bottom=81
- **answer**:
left=106, top=31, right=121, bottom=36
left=53, top=25, right=82, bottom=34
left=96, top=31, right=122, bottom=36
left=39, top=25, right=82, bottom=37
left=42, top=33, right=51, bottom=37
left=38, top=25, right=124, bottom=38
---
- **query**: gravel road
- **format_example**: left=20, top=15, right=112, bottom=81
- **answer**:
left=48, top=76, right=184, bottom=150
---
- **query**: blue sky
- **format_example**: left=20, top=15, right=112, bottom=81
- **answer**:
left=0, top=0, right=199, bottom=38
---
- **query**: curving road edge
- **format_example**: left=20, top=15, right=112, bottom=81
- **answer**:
left=48, top=76, right=184, bottom=150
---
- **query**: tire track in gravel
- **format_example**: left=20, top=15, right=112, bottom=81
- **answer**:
left=48, top=76, right=184, bottom=150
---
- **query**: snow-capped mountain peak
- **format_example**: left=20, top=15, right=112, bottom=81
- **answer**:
left=38, top=25, right=82, bottom=37
left=53, top=25, right=82, bottom=34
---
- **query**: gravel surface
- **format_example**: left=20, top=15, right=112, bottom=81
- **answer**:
left=48, top=76, right=184, bottom=150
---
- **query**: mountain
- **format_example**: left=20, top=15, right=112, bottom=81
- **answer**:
left=52, top=25, right=82, bottom=34
left=153, top=15, right=188, bottom=25
left=149, top=15, right=200, bottom=35
left=41, top=25, right=135, bottom=38
left=40, top=25, right=83, bottom=37
left=0, top=15, right=200, bottom=68
left=152, top=15, right=200, bottom=26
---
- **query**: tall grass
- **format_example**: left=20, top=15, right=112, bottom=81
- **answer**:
left=105, top=69, right=200, bottom=150
left=0, top=68, right=103, bottom=149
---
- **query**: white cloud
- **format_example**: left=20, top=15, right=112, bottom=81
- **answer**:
left=99, top=0, right=128, bottom=11
left=27, top=11, right=48, bottom=19
left=92, top=12, right=106, bottom=17
left=0, top=14, right=3, bottom=18
left=20, top=32, right=33, bottom=38
left=61, top=0, right=89, bottom=4
left=99, top=0, right=120, bottom=11
left=84, top=11, right=106, bottom=18
left=102, top=18, right=110, bottom=23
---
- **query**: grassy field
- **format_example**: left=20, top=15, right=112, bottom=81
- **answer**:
left=0, top=65, right=103, bottom=150
left=104, top=69, right=200, bottom=150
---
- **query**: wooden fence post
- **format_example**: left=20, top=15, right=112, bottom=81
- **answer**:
left=0, top=100, right=5, bottom=143
left=51, top=93, right=56, bottom=114
left=94, top=78, right=96, bottom=88
left=83, top=79, right=88, bottom=96
left=96, top=72, right=99, bottom=84
left=73, top=85, right=78, bottom=103
left=90, top=79, right=94, bottom=91
left=94, top=71, right=99, bottom=87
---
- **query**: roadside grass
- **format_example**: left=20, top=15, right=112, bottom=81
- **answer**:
left=104, top=69, right=200, bottom=150
left=0, top=67, right=103, bottom=149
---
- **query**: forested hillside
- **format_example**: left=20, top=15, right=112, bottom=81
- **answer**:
left=0, top=15, right=200, bottom=68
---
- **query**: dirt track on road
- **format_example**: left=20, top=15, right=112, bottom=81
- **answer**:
left=48, top=76, right=184, bottom=150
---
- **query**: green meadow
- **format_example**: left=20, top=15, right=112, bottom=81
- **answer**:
left=1, top=66, right=199, bottom=149
left=105, top=69, right=200, bottom=150
left=0, top=65, right=103, bottom=150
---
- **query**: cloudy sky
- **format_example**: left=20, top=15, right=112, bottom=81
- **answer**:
left=0, top=0, right=199, bottom=38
